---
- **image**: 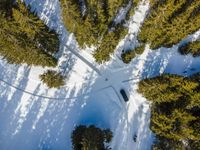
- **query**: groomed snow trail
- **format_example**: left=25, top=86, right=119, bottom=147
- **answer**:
left=0, top=0, right=200, bottom=150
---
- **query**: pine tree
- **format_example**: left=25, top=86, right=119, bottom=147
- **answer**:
left=60, top=0, right=139, bottom=63
left=138, top=0, right=200, bottom=49
left=121, top=44, right=145, bottom=64
left=179, top=40, right=200, bottom=57
left=0, top=0, right=59, bottom=67
left=138, top=73, right=200, bottom=149
left=71, top=125, right=113, bottom=150
left=40, top=70, right=65, bottom=88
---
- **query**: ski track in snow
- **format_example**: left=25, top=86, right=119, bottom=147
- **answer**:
left=0, top=0, right=200, bottom=150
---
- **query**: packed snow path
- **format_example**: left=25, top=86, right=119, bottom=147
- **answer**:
left=0, top=0, right=200, bottom=150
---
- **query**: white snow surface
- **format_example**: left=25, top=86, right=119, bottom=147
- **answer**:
left=0, top=0, right=200, bottom=150
left=113, top=0, right=132, bottom=25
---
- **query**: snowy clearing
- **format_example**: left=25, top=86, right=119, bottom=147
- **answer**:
left=0, top=0, right=200, bottom=150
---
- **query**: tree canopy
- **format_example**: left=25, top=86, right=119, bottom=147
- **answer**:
left=0, top=0, right=59, bottom=67
left=179, top=40, right=200, bottom=57
left=40, top=70, right=65, bottom=88
left=138, top=0, right=200, bottom=50
left=60, top=0, right=140, bottom=63
left=71, top=125, right=113, bottom=150
left=138, top=73, right=200, bottom=149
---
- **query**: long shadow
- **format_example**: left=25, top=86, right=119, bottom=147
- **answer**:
left=0, top=65, right=32, bottom=149
left=0, top=66, right=121, bottom=150
left=1, top=0, right=200, bottom=150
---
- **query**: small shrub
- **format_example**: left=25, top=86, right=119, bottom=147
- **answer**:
left=121, top=44, right=145, bottom=64
left=40, top=70, right=65, bottom=88
left=71, top=125, right=113, bottom=150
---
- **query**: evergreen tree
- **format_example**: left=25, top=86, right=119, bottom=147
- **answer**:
left=121, top=44, right=145, bottom=64
left=138, top=0, right=200, bottom=50
left=138, top=74, right=198, bottom=104
left=179, top=40, right=200, bottom=57
left=0, top=0, right=59, bottom=67
left=0, top=0, right=14, bottom=17
left=138, top=73, right=200, bottom=149
left=71, top=125, right=113, bottom=150
left=60, top=0, right=140, bottom=63
left=40, top=70, right=65, bottom=88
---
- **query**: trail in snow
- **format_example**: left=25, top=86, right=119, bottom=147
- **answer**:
left=0, top=79, right=122, bottom=150
left=64, top=44, right=102, bottom=76
left=0, top=77, right=111, bottom=100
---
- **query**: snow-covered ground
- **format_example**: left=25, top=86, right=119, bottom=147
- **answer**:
left=0, top=0, right=200, bottom=150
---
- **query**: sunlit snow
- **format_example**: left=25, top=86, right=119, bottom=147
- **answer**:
left=0, top=0, right=200, bottom=150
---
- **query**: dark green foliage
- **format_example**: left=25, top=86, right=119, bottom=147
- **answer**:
left=40, top=70, right=65, bottom=88
left=71, top=125, right=113, bottom=150
left=0, top=0, right=59, bottom=67
left=152, top=136, right=185, bottom=150
left=138, top=74, right=199, bottom=104
left=138, top=0, right=200, bottom=49
left=93, top=25, right=128, bottom=63
left=60, top=0, right=139, bottom=63
left=151, top=108, right=197, bottom=141
left=0, top=0, right=14, bottom=17
left=179, top=40, right=200, bottom=57
left=121, top=44, right=145, bottom=63
left=189, top=140, right=200, bottom=150
left=138, top=73, right=200, bottom=149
